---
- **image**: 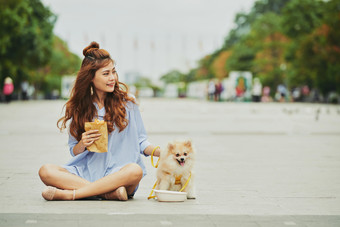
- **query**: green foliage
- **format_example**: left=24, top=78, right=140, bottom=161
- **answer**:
left=223, top=0, right=290, bottom=50
left=49, top=36, right=80, bottom=76
left=40, top=36, right=81, bottom=94
left=134, top=77, right=153, bottom=88
left=160, top=69, right=198, bottom=84
left=195, top=55, right=215, bottom=81
left=0, top=0, right=81, bottom=97
left=174, top=0, right=340, bottom=97
left=250, top=13, right=289, bottom=90
left=160, top=70, right=185, bottom=84
left=134, top=76, right=161, bottom=97
left=191, top=0, right=292, bottom=95
left=226, top=38, right=256, bottom=72
left=281, top=0, right=324, bottom=38
left=282, top=0, right=340, bottom=94
left=251, top=0, right=290, bottom=15
left=0, top=0, right=56, bottom=85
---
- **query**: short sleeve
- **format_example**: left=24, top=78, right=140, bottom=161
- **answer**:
left=133, top=103, right=151, bottom=156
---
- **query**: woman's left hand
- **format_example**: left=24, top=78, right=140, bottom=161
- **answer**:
left=144, top=145, right=161, bottom=157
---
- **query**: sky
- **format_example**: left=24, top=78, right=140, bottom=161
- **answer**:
left=42, top=0, right=255, bottom=84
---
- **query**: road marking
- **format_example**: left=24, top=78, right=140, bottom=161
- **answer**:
left=25, top=220, right=37, bottom=224
left=160, top=220, right=173, bottom=225
left=284, top=221, right=297, bottom=225
left=107, top=212, right=135, bottom=215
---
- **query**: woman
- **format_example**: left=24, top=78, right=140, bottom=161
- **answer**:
left=39, top=42, right=160, bottom=201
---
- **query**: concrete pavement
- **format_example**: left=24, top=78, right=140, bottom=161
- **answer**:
left=0, top=98, right=340, bottom=226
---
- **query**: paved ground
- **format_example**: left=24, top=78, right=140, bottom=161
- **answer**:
left=0, top=98, right=340, bottom=226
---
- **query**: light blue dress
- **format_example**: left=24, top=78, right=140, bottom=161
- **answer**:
left=62, top=101, right=150, bottom=183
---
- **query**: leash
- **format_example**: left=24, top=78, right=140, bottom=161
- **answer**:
left=147, top=146, right=191, bottom=200
left=148, top=146, right=160, bottom=200
left=150, top=146, right=160, bottom=168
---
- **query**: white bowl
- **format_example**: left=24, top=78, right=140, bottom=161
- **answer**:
left=154, top=190, right=187, bottom=202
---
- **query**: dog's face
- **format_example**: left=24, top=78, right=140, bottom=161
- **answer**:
left=168, top=141, right=194, bottom=167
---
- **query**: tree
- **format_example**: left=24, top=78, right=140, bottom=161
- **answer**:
left=0, top=0, right=56, bottom=88
left=194, top=55, right=215, bottom=81
left=279, top=0, right=325, bottom=89
left=39, top=36, right=81, bottom=95
left=225, top=37, right=256, bottom=72
left=211, top=51, right=232, bottom=79
left=281, top=0, right=325, bottom=39
left=291, top=0, right=340, bottom=94
left=160, top=70, right=185, bottom=84
left=223, top=0, right=290, bottom=50
left=281, top=0, right=340, bottom=95
left=250, top=13, right=289, bottom=90
left=160, top=0, right=339, bottom=97
left=134, top=76, right=161, bottom=97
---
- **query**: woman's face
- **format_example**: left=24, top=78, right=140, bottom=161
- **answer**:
left=92, top=61, right=117, bottom=94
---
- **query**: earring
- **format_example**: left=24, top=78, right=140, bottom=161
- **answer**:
left=90, top=86, right=93, bottom=95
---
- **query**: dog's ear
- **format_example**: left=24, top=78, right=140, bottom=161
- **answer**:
left=168, top=143, right=174, bottom=150
left=184, top=140, right=192, bottom=147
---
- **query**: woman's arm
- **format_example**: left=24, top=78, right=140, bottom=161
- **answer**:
left=72, top=140, right=86, bottom=156
left=143, top=145, right=161, bottom=157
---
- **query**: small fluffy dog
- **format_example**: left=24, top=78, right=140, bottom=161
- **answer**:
left=156, top=140, right=196, bottom=199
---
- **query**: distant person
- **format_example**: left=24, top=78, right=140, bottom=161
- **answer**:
left=311, top=88, right=321, bottom=103
left=208, top=79, right=215, bottom=101
left=215, top=80, right=224, bottom=101
left=277, top=84, right=287, bottom=102
left=301, top=85, right=310, bottom=102
left=261, top=86, right=272, bottom=102
left=251, top=78, right=262, bottom=102
left=3, top=77, right=14, bottom=103
left=21, top=80, right=29, bottom=100
left=292, top=87, right=301, bottom=102
left=38, top=41, right=161, bottom=201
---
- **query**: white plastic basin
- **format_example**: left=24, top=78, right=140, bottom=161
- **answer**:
left=154, top=190, right=187, bottom=202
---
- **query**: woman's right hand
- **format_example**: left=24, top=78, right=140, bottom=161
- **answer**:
left=81, top=130, right=101, bottom=147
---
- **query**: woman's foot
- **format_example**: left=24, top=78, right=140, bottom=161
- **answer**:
left=42, top=186, right=75, bottom=201
left=101, top=186, right=128, bottom=201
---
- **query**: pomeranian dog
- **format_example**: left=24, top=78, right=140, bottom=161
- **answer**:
left=156, top=140, right=196, bottom=199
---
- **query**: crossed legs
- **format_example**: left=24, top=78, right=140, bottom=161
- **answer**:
left=38, top=163, right=143, bottom=200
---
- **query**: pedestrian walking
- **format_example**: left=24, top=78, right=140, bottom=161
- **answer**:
left=38, top=41, right=161, bottom=201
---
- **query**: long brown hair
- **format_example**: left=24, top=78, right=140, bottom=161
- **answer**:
left=57, top=41, right=135, bottom=141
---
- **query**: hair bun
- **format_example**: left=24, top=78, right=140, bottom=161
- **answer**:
left=83, top=41, right=100, bottom=56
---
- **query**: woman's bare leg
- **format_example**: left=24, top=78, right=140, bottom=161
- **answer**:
left=38, top=164, right=134, bottom=200
left=73, top=163, right=143, bottom=199
left=39, top=163, right=143, bottom=200
left=39, top=164, right=90, bottom=190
